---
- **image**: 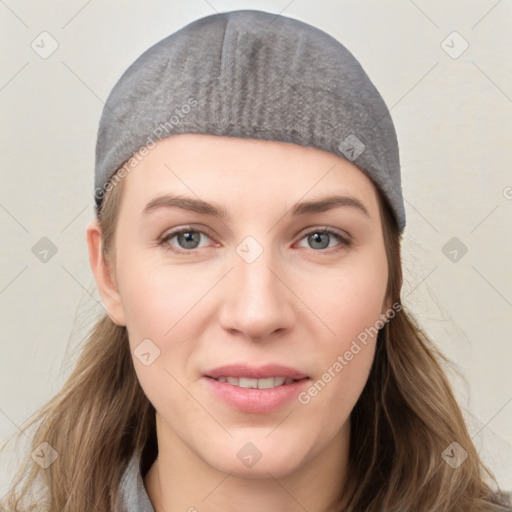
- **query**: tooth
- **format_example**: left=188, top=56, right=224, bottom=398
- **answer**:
left=257, top=377, right=276, bottom=389
left=238, top=377, right=258, bottom=389
left=220, top=376, right=295, bottom=388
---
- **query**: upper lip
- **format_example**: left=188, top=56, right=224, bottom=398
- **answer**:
left=204, top=364, right=309, bottom=380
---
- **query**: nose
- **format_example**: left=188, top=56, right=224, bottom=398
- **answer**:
left=218, top=248, right=296, bottom=341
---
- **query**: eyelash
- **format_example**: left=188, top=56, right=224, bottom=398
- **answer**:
left=158, top=226, right=352, bottom=254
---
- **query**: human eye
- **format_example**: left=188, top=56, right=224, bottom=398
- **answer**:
left=296, top=227, right=352, bottom=253
left=158, top=226, right=215, bottom=253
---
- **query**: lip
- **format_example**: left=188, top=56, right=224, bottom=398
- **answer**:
left=204, top=363, right=309, bottom=380
left=203, top=376, right=310, bottom=413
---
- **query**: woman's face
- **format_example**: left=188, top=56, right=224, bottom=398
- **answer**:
left=97, top=134, right=389, bottom=478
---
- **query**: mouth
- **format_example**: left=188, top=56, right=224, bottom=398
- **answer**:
left=204, top=363, right=309, bottom=383
left=202, top=363, right=310, bottom=413
left=205, top=375, right=307, bottom=389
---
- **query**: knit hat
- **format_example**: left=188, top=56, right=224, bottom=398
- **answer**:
left=94, top=9, right=405, bottom=231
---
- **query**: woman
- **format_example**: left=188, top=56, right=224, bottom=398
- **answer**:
left=1, top=9, right=510, bottom=512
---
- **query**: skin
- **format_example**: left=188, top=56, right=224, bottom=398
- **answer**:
left=87, top=134, right=390, bottom=512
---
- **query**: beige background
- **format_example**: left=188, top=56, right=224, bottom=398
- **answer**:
left=1, top=0, right=511, bottom=494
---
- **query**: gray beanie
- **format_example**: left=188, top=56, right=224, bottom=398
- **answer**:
left=94, top=9, right=405, bottom=231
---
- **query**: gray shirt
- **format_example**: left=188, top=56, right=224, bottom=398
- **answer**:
left=117, top=452, right=512, bottom=511
left=119, top=452, right=155, bottom=512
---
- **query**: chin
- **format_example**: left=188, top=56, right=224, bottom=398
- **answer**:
left=217, top=458, right=301, bottom=480
left=202, top=441, right=308, bottom=480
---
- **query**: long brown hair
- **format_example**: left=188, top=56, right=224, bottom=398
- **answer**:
left=1, top=165, right=510, bottom=511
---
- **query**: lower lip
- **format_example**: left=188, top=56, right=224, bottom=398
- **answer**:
left=203, top=377, right=310, bottom=413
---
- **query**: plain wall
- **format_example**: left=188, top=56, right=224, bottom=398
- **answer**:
left=1, top=0, right=511, bottom=494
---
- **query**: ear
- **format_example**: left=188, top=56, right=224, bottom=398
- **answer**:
left=382, top=295, right=392, bottom=315
left=86, top=220, right=126, bottom=326
left=379, top=290, right=395, bottom=324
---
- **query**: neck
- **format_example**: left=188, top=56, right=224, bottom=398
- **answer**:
left=144, top=414, right=353, bottom=512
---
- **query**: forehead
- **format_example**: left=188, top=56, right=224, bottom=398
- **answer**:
left=120, top=134, right=380, bottom=215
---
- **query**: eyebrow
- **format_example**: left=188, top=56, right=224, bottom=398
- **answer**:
left=142, top=193, right=370, bottom=220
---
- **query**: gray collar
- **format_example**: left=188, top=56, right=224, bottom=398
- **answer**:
left=119, top=452, right=155, bottom=512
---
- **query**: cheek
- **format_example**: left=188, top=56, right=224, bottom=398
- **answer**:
left=116, top=252, right=214, bottom=344
left=294, top=252, right=386, bottom=419
left=117, top=256, right=217, bottom=412
left=122, top=263, right=210, bottom=422
left=303, top=252, right=388, bottom=350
